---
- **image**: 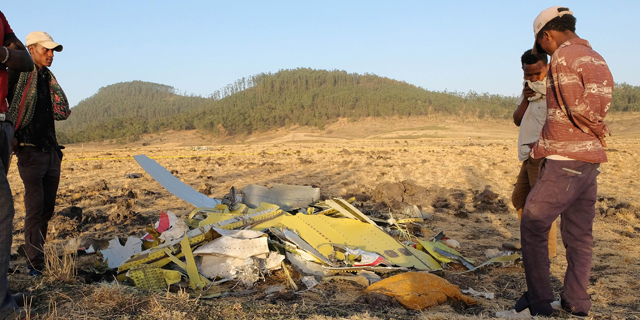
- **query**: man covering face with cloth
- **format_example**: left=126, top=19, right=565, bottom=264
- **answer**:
left=505, top=49, right=558, bottom=259
left=7, top=31, right=70, bottom=276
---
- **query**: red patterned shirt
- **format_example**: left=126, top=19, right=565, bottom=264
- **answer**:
left=530, top=38, right=613, bottom=163
left=1, top=10, right=14, bottom=113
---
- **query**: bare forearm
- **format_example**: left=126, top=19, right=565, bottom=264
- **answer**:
left=2, top=48, right=33, bottom=71
left=513, top=99, right=529, bottom=126
left=2, top=37, right=33, bottom=72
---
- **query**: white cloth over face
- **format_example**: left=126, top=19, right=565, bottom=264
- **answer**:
left=525, top=79, right=546, bottom=101
left=516, top=78, right=548, bottom=162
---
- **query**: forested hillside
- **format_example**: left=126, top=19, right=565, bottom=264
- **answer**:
left=57, top=81, right=210, bottom=132
left=57, top=69, right=640, bottom=144
left=612, top=82, right=640, bottom=112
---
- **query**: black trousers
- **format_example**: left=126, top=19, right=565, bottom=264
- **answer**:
left=0, top=122, right=19, bottom=318
left=16, top=149, right=61, bottom=269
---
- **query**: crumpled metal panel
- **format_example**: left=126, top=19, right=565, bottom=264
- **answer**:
left=243, top=184, right=320, bottom=210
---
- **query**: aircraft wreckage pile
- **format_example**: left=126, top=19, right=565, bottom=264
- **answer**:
left=86, top=155, right=520, bottom=310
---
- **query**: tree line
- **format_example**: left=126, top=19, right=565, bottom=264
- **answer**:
left=56, top=69, right=640, bottom=144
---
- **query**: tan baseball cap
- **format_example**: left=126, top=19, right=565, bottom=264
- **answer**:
left=26, top=31, right=63, bottom=52
left=532, top=6, right=573, bottom=54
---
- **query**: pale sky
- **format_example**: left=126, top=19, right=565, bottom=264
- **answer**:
left=2, top=1, right=638, bottom=107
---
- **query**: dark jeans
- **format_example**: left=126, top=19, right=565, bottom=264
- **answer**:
left=16, top=149, right=61, bottom=270
left=519, top=159, right=599, bottom=315
left=0, top=122, right=19, bottom=318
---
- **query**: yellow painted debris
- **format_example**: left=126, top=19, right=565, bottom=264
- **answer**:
left=163, top=270, right=182, bottom=286
left=278, top=215, right=441, bottom=270
left=323, top=198, right=380, bottom=227
left=282, top=261, right=298, bottom=291
left=189, top=203, right=280, bottom=228
left=180, top=236, right=209, bottom=290
left=395, top=218, right=423, bottom=224
left=129, top=264, right=175, bottom=291
left=416, top=239, right=474, bottom=264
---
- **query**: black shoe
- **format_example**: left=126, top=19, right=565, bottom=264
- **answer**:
left=27, top=265, right=42, bottom=277
left=514, top=292, right=553, bottom=316
left=28, top=269, right=42, bottom=277
left=561, top=298, right=589, bottom=317
left=11, top=292, right=30, bottom=307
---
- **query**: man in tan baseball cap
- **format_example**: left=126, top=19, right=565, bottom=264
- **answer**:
left=22, top=31, right=63, bottom=72
left=25, top=31, right=62, bottom=52
left=7, top=29, right=70, bottom=282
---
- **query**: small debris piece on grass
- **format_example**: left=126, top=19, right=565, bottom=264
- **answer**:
left=324, top=275, right=370, bottom=287
left=495, top=308, right=532, bottom=319
left=461, top=287, right=494, bottom=300
left=444, top=238, right=461, bottom=249
left=455, top=252, right=521, bottom=274
left=485, top=248, right=502, bottom=259
left=301, top=275, right=319, bottom=289
left=265, top=284, right=286, bottom=295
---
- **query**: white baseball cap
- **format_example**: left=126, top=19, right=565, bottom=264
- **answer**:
left=26, top=31, right=63, bottom=52
left=532, top=6, right=573, bottom=54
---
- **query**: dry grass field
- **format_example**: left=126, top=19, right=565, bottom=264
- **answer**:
left=5, top=115, right=640, bottom=319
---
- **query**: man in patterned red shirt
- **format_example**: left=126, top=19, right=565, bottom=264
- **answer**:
left=515, top=6, right=613, bottom=317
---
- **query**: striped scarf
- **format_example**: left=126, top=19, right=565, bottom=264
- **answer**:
left=8, top=66, right=70, bottom=130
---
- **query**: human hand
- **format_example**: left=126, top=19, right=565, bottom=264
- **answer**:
left=11, top=137, right=17, bottom=155
left=523, top=83, right=536, bottom=99
left=521, top=142, right=536, bottom=149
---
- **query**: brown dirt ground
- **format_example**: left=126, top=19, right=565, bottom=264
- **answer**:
left=5, top=115, right=640, bottom=319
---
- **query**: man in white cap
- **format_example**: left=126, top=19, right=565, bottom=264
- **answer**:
left=7, top=31, right=70, bottom=278
left=514, top=6, right=613, bottom=317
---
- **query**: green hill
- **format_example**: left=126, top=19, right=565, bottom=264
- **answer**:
left=56, top=81, right=210, bottom=142
left=56, top=68, right=640, bottom=144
